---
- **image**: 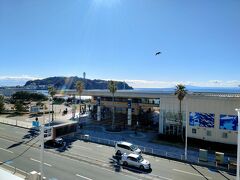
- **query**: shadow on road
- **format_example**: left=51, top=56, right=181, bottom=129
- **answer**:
left=54, top=138, right=76, bottom=153
left=22, top=128, right=39, bottom=140
left=190, top=164, right=210, bottom=180
left=109, top=156, right=122, bottom=172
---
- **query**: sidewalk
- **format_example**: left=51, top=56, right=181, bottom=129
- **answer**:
left=77, top=124, right=235, bottom=171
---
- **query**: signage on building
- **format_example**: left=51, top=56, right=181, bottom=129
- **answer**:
left=97, top=97, right=101, bottom=106
left=128, top=99, right=132, bottom=109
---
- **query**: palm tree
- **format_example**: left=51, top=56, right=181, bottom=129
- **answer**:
left=76, top=80, right=84, bottom=119
left=174, top=84, right=187, bottom=137
left=0, top=95, right=5, bottom=114
left=108, top=80, right=117, bottom=130
left=48, top=86, right=56, bottom=121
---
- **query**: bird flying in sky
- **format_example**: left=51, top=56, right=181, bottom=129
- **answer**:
left=155, top=52, right=161, bottom=55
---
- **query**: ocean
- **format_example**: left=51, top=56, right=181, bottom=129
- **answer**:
left=134, top=87, right=240, bottom=93
left=36, top=87, right=240, bottom=95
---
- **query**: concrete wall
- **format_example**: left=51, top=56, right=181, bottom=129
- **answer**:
left=0, top=117, right=33, bottom=129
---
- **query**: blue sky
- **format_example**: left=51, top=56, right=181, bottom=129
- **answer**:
left=0, top=0, right=239, bottom=87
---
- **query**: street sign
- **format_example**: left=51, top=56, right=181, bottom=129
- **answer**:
left=32, top=121, right=40, bottom=127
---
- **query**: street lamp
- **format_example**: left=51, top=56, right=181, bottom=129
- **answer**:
left=40, top=108, right=45, bottom=180
left=185, top=97, right=188, bottom=160
left=235, top=108, right=240, bottom=180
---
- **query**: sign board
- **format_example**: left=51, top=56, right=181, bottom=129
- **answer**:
left=32, top=121, right=40, bottom=127
left=30, top=106, right=40, bottom=114
left=127, top=99, right=132, bottom=109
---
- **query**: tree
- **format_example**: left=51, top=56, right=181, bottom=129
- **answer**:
left=174, top=84, right=187, bottom=137
left=48, top=86, right=57, bottom=121
left=108, top=80, right=117, bottom=129
left=76, top=80, right=84, bottom=118
left=11, top=91, right=47, bottom=103
left=0, top=95, right=5, bottom=113
left=14, top=100, right=25, bottom=113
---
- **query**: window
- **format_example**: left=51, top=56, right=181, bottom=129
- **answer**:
left=127, top=157, right=136, bottom=161
left=222, top=132, right=228, bottom=138
left=117, top=144, right=126, bottom=149
left=206, top=130, right=211, bottom=136
left=192, top=128, right=197, bottom=134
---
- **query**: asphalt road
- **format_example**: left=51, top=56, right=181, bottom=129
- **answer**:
left=0, top=123, right=236, bottom=180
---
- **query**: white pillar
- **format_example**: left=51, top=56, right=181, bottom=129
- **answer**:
left=185, top=98, right=188, bottom=160
left=48, top=96, right=51, bottom=125
left=127, top=99, right=132, bottom=126
left=159, top=98, right=164, bottom=134
left=97, top=97, right=101, bottom=121
left=236, top=109, right=240, bottom=180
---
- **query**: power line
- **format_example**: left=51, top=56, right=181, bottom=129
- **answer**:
left=0, top=133, right=40, bottom=166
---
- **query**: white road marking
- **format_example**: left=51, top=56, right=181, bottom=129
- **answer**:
left=173, top=169, right=212, bottom=179
left=76, top=174, right=93, bottom=180
left=157, top=175, right=173, bottom=180
left=73, top=145, right=92, bottom=150
left=15, top=131, right=26, bottom=134
left=96, top=145, right=103, bottom=148
left=0, top=147, right=13, bottom=153
left=147, top=173, right=172, bottom=180
left=30, top=158, right=52, bottom=167
left=0, top=137, right=15, bottom=143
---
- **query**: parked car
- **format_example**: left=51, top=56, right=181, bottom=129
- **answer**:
left=115, top=141, right=141, bottom=155
left=121, top=153, right=151, bottom=170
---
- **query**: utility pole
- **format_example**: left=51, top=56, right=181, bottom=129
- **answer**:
left=40, top=112, right=45, bottom=180
left=236, top=109, right=240, bottom=180
left=185, top=97, right=188, bottom=160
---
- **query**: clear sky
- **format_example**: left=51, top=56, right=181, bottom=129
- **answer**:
left=0, top=0, right=239, bottom=87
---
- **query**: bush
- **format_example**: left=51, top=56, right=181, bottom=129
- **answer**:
left=53, top=97, right=65, bottom=105
left=14, top=100, right=27, bottom=113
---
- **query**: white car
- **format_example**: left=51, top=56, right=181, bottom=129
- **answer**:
left=121, top=153, right=151, bottom=170
left=115, top=141, right=141, bottom=155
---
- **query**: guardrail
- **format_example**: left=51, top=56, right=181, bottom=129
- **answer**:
left=0, top=117, right=33, bottom=129
left=0, top=162, right=29, bottom=179
left=76, top=134, right=197, bottom=162
left=75, top=133, right=237, bottom=173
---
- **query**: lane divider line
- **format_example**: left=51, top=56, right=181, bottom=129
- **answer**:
left=30, top=158, right=52, bottom=167
left=76, top=174, right=93, bottom=180
left=173, top=169, right=212, bottom=179
left=72, top=145, right=92, bottom=150
left=0, top=147, right=13, bottom=154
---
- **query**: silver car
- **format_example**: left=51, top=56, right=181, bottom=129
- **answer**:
left=115, top=141, right=141, bottom=155
left=121, top=153, right=151, bottom=170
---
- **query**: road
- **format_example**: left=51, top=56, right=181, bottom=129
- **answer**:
left=0, top=123, right=236, bottom=180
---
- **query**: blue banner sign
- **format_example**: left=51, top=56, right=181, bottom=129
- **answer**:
left=189, top=112, right=215, bottom=128
left=220, top=115, right=238, bottom=131
left=32, top=121, right=40, bottom=127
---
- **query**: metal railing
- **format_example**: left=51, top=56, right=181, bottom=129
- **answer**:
left=75, top=133, right=237, bottom=173
left=76, top=134, right=198, bottom=162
